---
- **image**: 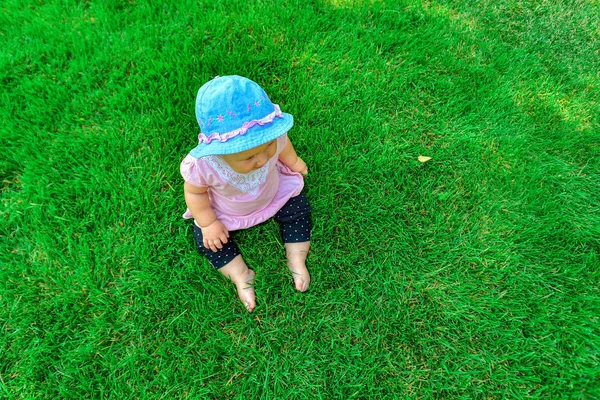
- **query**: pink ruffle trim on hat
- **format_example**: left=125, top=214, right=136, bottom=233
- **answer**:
left=198, top=104, right=283, bottom=144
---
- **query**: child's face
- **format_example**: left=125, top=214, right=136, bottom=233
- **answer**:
left=221, top=140, right=277, bottom=174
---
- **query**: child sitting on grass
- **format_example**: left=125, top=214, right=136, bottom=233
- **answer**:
left=180, top=75, right=311, bottom=312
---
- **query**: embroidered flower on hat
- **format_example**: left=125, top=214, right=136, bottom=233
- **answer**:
left=198, top=104, right=284, bottom=144
left=198, top=98, right=265, bottom=128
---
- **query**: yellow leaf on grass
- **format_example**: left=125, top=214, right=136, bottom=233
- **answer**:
left=418, top=156, right=432, bottom=163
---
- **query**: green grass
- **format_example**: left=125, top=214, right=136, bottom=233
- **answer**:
left=1, top=0, right=599, bottom=397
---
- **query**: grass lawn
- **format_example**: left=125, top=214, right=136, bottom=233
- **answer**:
left=1, top=0, right=599, bottom=397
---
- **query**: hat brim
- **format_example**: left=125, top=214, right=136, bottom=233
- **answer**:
left=189, top=112, right=294, bottom=158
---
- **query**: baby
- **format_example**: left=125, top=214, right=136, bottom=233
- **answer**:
left=180, top=75, right=311, bottom=312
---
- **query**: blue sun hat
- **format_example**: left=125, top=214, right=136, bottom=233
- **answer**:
left=189, top=75, right=294, bottom=158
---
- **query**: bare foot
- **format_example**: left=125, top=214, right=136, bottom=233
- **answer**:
left=232, top=269, right=256, bottom=312
left=218, top=255, right=256, bottom=312
left=288, top=259, right=310, bottom=292
left=285, top=242, right=310, bottom=292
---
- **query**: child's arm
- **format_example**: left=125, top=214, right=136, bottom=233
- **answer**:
left=184, top=182, right=229, bottom=252
left=279, top=138, right=308, bottom=175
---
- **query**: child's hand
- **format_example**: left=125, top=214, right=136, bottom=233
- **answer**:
left=291, top=157, right=308, bottom=175
left=201, top=220, right=230, bottom=252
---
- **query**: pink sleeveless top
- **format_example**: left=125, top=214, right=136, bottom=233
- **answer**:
left=180, top=134, right=304, bottom=231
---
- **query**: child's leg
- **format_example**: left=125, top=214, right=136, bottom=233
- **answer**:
left=193, top=225, right=256, bottom=312
left=274, top=194, right=312, bottom=292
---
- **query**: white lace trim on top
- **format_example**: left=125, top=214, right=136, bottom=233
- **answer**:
left=204, top=155, right=269, bottom=196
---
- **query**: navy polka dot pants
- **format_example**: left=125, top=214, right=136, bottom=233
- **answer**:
left=193, top=193, right=311, bottom=269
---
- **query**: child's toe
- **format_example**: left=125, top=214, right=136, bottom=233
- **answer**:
left=294, top=276, right=310, bottom=292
